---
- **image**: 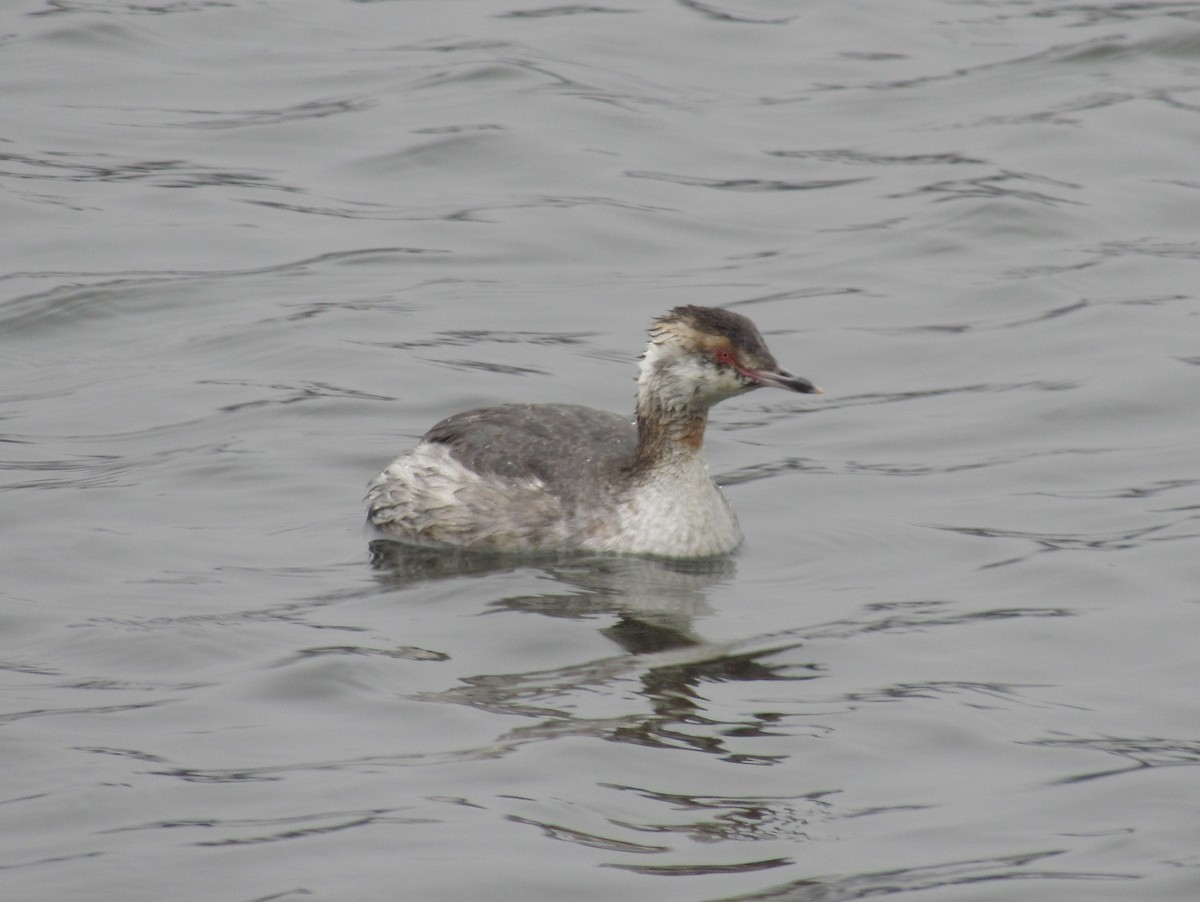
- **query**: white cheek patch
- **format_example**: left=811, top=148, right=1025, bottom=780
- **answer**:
left=639, top=342, right=750, bottom=410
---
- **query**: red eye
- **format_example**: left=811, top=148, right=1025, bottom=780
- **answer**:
left=714, top=346, right=735, bottom=365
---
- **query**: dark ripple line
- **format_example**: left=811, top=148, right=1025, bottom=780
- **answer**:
left=1, top=245, right=451, bottom=289
left=0, top=850, right=105, bottom=873
left=498, top=5, right=635, bottom=19
left=1030, top=735, right=1200, bottom=784
left=102, top=806, right=434, bottom=847
left=843, top=680, right=1068, bottom=711
left=155, top=96, right=375, bottom=130
left=431, top=358, right=550, bottom=377
left=424, top=604, right=1075, bottom=743
left=799, top=604, right=1074, bottom=642
left=719, top=438, right=1100, bottom=488
left=604, top=785, right=838, bottom=843
left=849, top=35, right=1138, bottom=93
left=716, top=380, right=1057, bottom=433
left=1026, top=477, right=1199, bottom=501
left=376, top=328, right=593, bottom=351
left=148, top=746, right=516, bottom=783
left=627, top=170, right=871, bottom=192
left=82, top=602, right=366, bottom=635
left=768, top=148, right=986, bottom=166
left=706, top=849, right=1137, bottom=902
left=506, top=814, right=670, bottom=854
left=0, top=700, right=166, bottom=725
left=246, top=890, right=314, bottom=902
left=928, top=520, right=1187, bottom=552
left=245, top=192, right=676, bottom=222
left=0, top=151, right=294, bottom=190
left=77, top=746, right=169, bottom=764
left=1096, top=238, right=1200, bottom=260
left=864, top=295, right=1190, bottom=330
left=416, top=640, right=818, bottom=764
left=282, top=644, right=448, bottom=664
left=677, top=0, right=795, bottom=25
left=1012, top=243, right=1200, bottom=277
left=1, top=452, right=136, bottom=491
left=978, top=90, right=1138, bottom=127
left=726, top=602, right=1075, bottom=655
left=889, top=169, right=1083, bottom=206
left=30, top=1, right=219, bottom=16
left=729, top=287, right=866, bottom=308
left=992, top=4, right=1200, bottom=26
left=0, top=660, right=60, bottom=677
left=205, top=380, right=395, bottom=413
left=407, top=56, right=588, bottom=93
left=818, top=381, right=1079, bottom=408
left=194, top=815, right=377, bottom=847
left=610, top=856, right=793, bottom=876
left=0, top=248, right=449, bottom=333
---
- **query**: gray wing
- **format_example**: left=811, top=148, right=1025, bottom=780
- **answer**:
left=423, top=403, right=636, bottom=501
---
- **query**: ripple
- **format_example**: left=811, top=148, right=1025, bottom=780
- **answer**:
left=977, top=90, right=1138, bottom=127
left=285, top=644, right=448, bottom=664
left=0, top=150, right=295, bottom=190
left=843, top=680, right=1069, bottom=712
left=627, top=170, right=871, bottom=192
left=706, top=850, right=1135, bottom=902
left=429, top=359, right=551, bottom=377
left=790, top=600, right=1074, bottom=642
left=80, top=597, right=367, bottom=634
left=161, top=96, right=375, bottom=130
left=927, top=520, right=1200, bottom=568
left=768, top=149, right=986, bottom=166
left=146, top=746, right=517, bottom=784
left=506, top=814, right=669, bottom=853
left=498, top=5, right=636, bottom=19
left=1032, top=735, right=1200, bottom=784
left=6, top=0, right=1198, bottom=895
left=204, top=380, right=394, bottom=414
left=890, top=170, right=1083, bottom=206
left=0, top=452, right=133, bottom=491
left=31, top=1, right=223, bottom=15
left=246, top=191, right=671, bottom=223
left=101, top=807, right=432, bottom=847
left=417, top=639, right=820, bottom=762
left=1010, top=241, right=1200, bottom=276
left=611, top=856, right=792, bottom=876
left=0, top=700, right=166, bottom=725
left=987, top=5, right=1200, bottom=26
left=676, top=0, right=795, bottom=25
left=375, top=329, right=592, bottom=351
left=604, top=785, right=838, bottom=844
left=815, top=381, right=1079, bottom=407
left=0, top=248, right=450, bottom=334
left=0, top=661, right=60, bottom=677
left=719, top=433, right=1097, bottom=486
left=1024, top=477, right=1199, bottom=501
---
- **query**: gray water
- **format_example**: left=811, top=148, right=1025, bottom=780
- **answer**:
left=3, top=1, right=1199, bottom=900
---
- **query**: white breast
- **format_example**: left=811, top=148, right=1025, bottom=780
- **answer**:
left=597, top=455, right=743, bottom=558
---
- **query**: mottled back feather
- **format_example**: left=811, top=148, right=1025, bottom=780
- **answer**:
left=424, top=403, right=636, bottom=503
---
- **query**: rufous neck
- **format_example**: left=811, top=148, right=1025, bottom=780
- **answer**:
left=633, top=393, right=709, bottom=471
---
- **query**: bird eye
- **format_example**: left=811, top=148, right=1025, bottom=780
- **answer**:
left=714, top=346, right=735, bottom=365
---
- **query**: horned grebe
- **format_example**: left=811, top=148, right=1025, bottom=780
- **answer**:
left=366, top=306, right=821, bottom=559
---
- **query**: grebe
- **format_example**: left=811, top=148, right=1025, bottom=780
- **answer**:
left=366, top=305, right=821, bottom=559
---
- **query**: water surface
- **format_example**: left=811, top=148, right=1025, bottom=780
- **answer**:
left=3, top=1, right=1199, bottom=900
